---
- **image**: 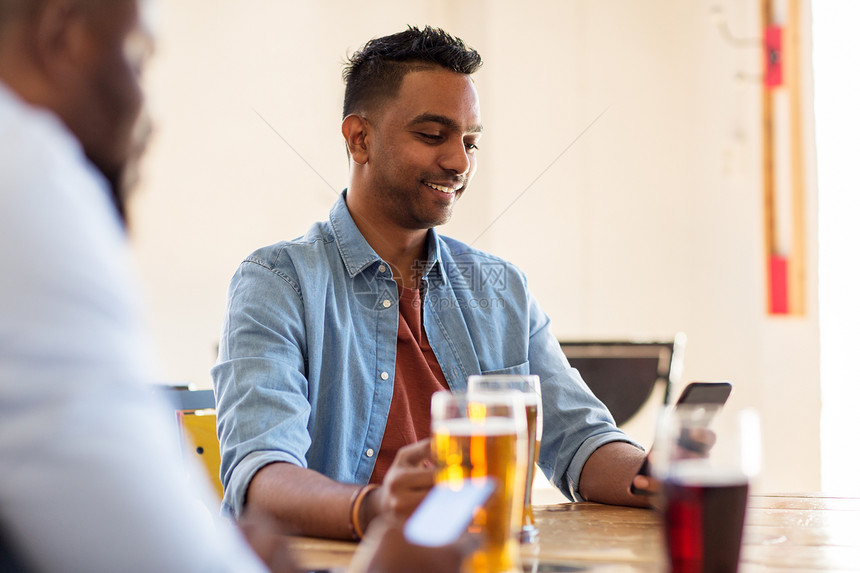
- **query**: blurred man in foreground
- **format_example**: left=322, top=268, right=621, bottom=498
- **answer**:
left=0, top=1, right=469, bottom=571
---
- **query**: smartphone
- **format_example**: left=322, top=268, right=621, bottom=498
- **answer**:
left=629, top=381, right=732, bottom=495
left=675, top=381, right=733, bottom=410
left=403, top=479, right=496, bottom=547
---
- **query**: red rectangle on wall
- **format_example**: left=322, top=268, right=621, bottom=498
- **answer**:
left=765, top=26, right=783, bottom=88
left=769, top=255, right=789, bottom=314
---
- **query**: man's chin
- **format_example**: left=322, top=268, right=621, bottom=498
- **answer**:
left=422, top=209, right=455, bottom=229
left=89, top=114, right=152, bottom=228
left=434, top=196, right=460, bottom=226
left=87, top=155, right=131, bottom=227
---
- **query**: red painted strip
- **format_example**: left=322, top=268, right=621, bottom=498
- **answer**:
left=765, top=26, right=783, bottom=88
left=769, top=255, right=789, bottom=314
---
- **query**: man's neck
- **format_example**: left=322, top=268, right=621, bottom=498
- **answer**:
left=345, top=195, right=429, bottom=290
left=383, top=239, right=428, bottom=291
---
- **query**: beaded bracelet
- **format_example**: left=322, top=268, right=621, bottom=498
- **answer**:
left=349, top=484, right=379, bottom=540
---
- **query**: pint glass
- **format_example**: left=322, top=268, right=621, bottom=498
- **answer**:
left=431, top=390, right=527, bottom=573
left=467, top=374, right=542, bottom=543
left=652, top=406, right=761, bottom=573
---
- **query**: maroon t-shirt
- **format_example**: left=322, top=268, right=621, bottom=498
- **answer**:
left=368, top=286, right=449, bottom=483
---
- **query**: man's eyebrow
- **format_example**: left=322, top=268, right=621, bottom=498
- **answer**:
left=408, top=113, right=483, bottom=134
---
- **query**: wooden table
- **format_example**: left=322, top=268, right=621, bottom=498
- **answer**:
left=288, top=495, right=860, bottom=572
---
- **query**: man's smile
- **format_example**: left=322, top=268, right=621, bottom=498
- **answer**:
left=423, top=181, right=463, bottom=194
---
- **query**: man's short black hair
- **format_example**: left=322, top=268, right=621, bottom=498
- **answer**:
left=342, top=25, right=482, bottom=119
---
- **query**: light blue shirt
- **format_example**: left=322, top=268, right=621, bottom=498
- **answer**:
left=213, top=191, right=636, bottom=516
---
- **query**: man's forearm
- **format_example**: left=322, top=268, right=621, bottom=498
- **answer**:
left=246, top=462, right=367, bottom=540
left=578, top=441, right=651, bottom=507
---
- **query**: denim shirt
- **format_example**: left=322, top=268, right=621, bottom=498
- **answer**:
left=212, top=192, right=636, bottom=516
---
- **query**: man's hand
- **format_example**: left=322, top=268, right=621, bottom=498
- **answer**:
left=579, top=441, right=655, bottom=507
left=367, top=439, right=436, bottom=522
left=630, top=473, right=660, bottom=497
left=347, top=514, right=477, bottom=573
left=246, top=440, right=437, bottom=541
left=236, top=507, right=299, bottom=573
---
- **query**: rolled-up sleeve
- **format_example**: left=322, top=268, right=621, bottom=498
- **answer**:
left=212, top=255, right=312, bottom=517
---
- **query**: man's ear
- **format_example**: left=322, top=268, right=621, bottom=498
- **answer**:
left=31, top=0, right=89, bottom=81
left=342, top=114, right=370, bottom=165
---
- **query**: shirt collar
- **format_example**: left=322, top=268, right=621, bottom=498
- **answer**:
left=423, top=228, right=445, bottom=284
left=329, top=190, right=445, bottom=283
left=329, top=190, right=380, bottom=278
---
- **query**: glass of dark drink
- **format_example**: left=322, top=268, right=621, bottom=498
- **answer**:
left=652, top=406, right=761, bottom=573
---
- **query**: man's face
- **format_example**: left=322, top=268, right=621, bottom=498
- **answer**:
left=65, top=0, right=152, bottom=212
left=363, top=67, right=482, bottom=230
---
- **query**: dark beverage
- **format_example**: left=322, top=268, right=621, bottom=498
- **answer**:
left=663, top=475, right=749, bottom=573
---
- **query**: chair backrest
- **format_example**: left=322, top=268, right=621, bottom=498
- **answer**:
left=557, top=334, right=685, bottom=426
left=162, top=389, right=223, bottom=498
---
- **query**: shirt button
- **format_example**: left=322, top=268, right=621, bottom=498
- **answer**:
left=380, top=372, right=389, bottom=381
left=382, top=299, right=392, bottom=308
left=378, top=264, right=387, bottom=273
left=366, top=449, right=374, bottom=457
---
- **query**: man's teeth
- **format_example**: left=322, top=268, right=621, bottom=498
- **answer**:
left=425, top=182, right=459, bottom=194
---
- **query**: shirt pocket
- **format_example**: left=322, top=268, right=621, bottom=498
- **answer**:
left=480, top=361, right=531, bottom=376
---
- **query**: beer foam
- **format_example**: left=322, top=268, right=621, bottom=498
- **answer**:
left=669, top=460, right=749, bottom=487
left=433, top=417, right=518, bottom=436
left=466, top=388, right=539, bottom=406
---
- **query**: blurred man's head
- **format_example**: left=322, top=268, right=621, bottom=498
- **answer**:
left=0, top=0, right=152, bottom=222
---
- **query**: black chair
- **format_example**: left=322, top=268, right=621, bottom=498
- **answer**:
left=558, top=334, right=685, bottom=426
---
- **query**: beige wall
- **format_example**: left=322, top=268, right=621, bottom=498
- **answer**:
left=131, top=0, right=821, bottom=494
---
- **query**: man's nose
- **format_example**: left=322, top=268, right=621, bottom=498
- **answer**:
left=440, top=140, right=471, bottom=175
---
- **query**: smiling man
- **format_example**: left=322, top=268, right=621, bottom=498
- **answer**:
left=213, top=26, right=655, bottom=541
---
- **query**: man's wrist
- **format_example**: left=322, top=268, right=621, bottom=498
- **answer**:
left=350, top=484, right=380, bottom=540
left=359, top=484, right=381, bottom=535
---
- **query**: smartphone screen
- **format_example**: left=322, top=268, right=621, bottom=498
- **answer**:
left=675, top=381, right=732, bottom=407
left=404, top=479, right=496, bottom=547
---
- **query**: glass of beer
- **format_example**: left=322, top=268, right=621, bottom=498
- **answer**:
left=652, top=406, right=761, bottom=573
left=467, top=374, right=542, bottom=543
left=431, top=389, right=528, bottom=573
